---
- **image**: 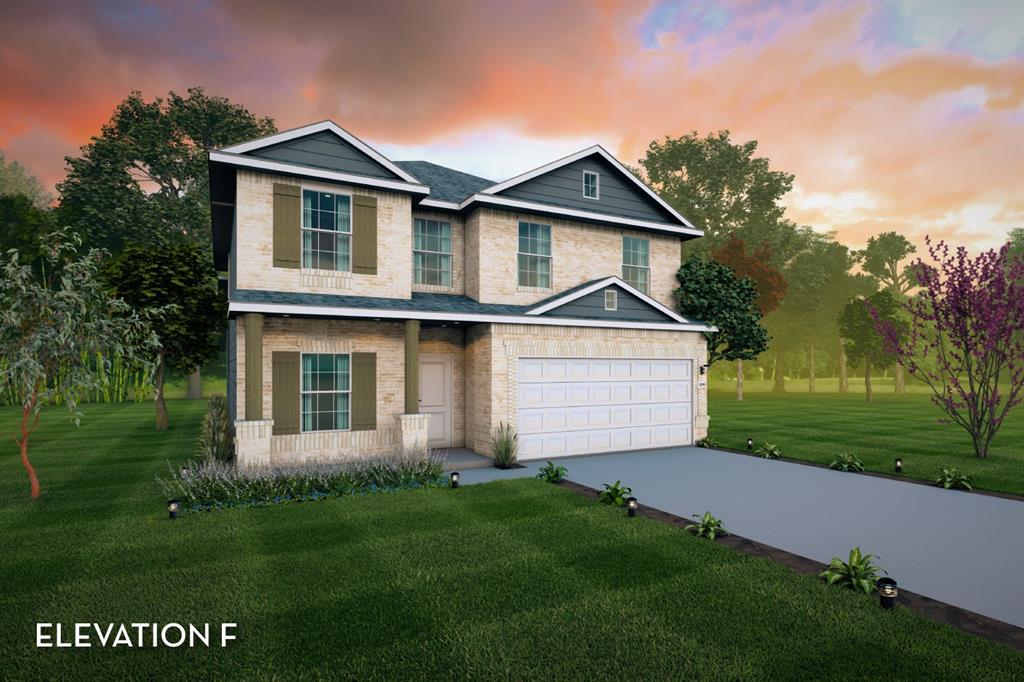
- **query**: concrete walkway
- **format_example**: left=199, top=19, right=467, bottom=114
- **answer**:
left=454, top=447, right=1024, bottom=628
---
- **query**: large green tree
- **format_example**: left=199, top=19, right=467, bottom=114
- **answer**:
left=104, top=242, right=225, bottom=430
left=639, top=130, right=796, bottom=262
left=857, top=231, right=917, bottom=392
left=674, top=256, right=769, bottom=368
left=58, top=88, right=274, bottom=396
left=838, top=290, right=902, bottom=402
left=0, top=194, right=55, bottom=264
left=0, top=151, right=53, bottom=209
left=1, top=231, right=158, bottom=498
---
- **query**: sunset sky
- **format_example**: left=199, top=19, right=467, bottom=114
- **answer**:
left=1, top=0, right=1021, bottom=251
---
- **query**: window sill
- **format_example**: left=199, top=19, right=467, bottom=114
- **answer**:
left=413, top=283, right=456, bottom=293
left=301, top=267, right=352, bottom=276
left=517, top=285, right=553, bottom=293
left=299, top=428, right=352, bottom=435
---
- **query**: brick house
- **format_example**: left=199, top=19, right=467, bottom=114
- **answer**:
left=209, top=121, right=713, bottom=467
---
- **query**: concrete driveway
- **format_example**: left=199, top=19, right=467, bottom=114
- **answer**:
left=456, top=446, right=1024, bottom=628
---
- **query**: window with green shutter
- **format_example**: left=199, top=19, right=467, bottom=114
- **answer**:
left=301, top=190, right=352, bottom=271
left=300, top=353, right=351, bottom=432
left=352, top=195, right=378, bottom=275
left=351, top=352, right=377, bottom=431
left=272, top=184, right=301, bottom=269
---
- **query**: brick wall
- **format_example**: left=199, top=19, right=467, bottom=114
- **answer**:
left=234, top=170, right=412, bottom=298
left=464, top=207, right=681, bottom=308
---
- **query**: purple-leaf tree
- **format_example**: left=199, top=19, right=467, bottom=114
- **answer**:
left=870, top=238, right=1023, bottom=458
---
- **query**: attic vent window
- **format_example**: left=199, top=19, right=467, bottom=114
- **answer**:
left=604, top=289, right=618, bottom=311
left=583, top=171, right=600, bottom=199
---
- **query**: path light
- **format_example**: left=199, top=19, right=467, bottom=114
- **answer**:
left=167, top=499, right=180, bottom=521
left=894, top=458, right=903, bottom=473
left=746, top=437, right=753, bottom=451
left=450, top=472, right=460, bottom=489
left=180, top=465, right=189, bottom=480
left=626, top=497, right=638, bottom=517
left=877, top=577, right=898, bottom=609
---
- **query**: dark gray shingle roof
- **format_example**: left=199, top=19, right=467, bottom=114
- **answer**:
left=394, top=161, right=494, bottom=203
left=233, top=289, right=525, bottom=315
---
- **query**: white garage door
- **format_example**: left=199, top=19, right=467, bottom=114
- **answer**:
left=517, top=358, right=693, bottom=460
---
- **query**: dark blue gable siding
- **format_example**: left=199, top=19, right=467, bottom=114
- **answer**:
left=498, top=155, right=676, bottom=223
left=542, top=284, right=673, bottom=322
left=249, top=131, right=401, bottom=180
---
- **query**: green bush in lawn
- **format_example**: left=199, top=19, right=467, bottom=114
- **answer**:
left=686, top=511, right=727, bottom=540
left=829, top=452, right=865, bottom=473
left=195, top=394, right=234, bottom=463
left=935, top=468, right=973, bottom=491
left=598, top=480, right=633, bottom=506
left=159, top=450, right=446, bottom=511
left=756, top=442, right=782, bottom=459
left=820, top=547, right=886, bottom=594
left=697, top=435, right=722, bottom=448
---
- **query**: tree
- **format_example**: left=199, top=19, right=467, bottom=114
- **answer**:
left=1009, top=228, right=1024, bottom=261
left=639, top=130, right=795, bottom=261
left=872, top=239, right=1023, bottom=458
left=0, top=194, right=55, bottom=264
left=104, top=242, right=225, bottom=430
left=711, top=234, right=787, bottom=400
left=0, top=231, right=157, bottom=498
left=838, top=290, right=902, bottom=402
left=857, top=232, right=917, bottom=393
left=0, top=151, right=53, bottom=208
left=58, top=87, right=274, bottom=396
left=674, top=256, right=769, bottom=367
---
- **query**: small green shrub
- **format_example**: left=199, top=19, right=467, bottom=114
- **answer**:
left=686, top=511, right=727, bottom=540
left=756, top=442, right=782, bottom=459
left=491, top=422, right=519, bottom=468
left=195, top=394, right=234, bottom=463
left=935, top=468, right=973, bottom=490
left=829, top=452, right=864, bottom=473
left=158, top=450, right=446, bottom=512
left=697, top=435, right=722, bottom=449
left=820, top=547, right=885, bottom=594
left=536, top=461, right=568, bottom=483
left=597, top=480, right=632, bottom=506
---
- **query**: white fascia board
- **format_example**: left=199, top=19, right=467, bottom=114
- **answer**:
left=525, top=275, right=689, bottom=324
left=418, top=198, right=462, bottom=210
left=209, top=151, right=430, bottom=195
left=228, top=301, right=716, bottom=333
left=459, top=193, right=703, bottom=237
left=218, top=120, right=421, bottom=184
left=481, top=144, right=697, bottom=230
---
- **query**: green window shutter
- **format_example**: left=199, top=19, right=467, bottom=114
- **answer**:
left=351, top=352, right=377, bottom=431
left=273, top=183, right=301, bottom=269
left=272, top=351, right=300, bottom=435
left=352, top=195, right=378, bottom=275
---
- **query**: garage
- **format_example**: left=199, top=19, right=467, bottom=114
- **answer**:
left=516, top=357, right=693, bottom=460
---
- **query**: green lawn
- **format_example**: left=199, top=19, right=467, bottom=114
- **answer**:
left=1, top=402, right=1022, bottom=679
left=708, top=392, right=1024, bottom=496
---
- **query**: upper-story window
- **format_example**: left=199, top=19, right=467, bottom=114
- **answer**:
left=302, top=190, right=351, bottom=271
left=583, top=171, right=600, bottom=199
left=518, top=221, right=552, bottom=288
left=413, top=218, right=452, bottom=287
left=301, top=353, right=350, bottom=432
left=622, top=236, right=650, bottom=294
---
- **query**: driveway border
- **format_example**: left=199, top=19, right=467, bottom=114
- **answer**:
left=558, top=479, right=1024, bottom=652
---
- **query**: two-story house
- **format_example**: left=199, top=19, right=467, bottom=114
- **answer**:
left=209, top=121, right=713, bottom=467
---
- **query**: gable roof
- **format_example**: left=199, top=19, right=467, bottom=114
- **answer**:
left=483, top=145, right=696, bottom=230
left=394, top=161, right=494, bottom=203
left=526, top=276, right=691, bottom=324
left=220, top=120, right=420, bottom=183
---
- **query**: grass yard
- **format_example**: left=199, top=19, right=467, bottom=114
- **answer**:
left=1, top=402, right=1022, bottom=680
left=708, top=392, right=1024, bottom=497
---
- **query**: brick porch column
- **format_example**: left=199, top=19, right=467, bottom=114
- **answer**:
left=237, top=312, right=272, bottom=467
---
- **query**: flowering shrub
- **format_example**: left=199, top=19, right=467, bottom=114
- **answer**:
left=158, top=450, right=446, bottom=512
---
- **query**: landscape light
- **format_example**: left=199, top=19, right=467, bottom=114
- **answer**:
left=626, top=497, right=638, bottom=517
left=450, top=472, right=460, bottom=489
left=877, top=578, right=898, bottom=609
left=180, top=465, right=189, bottom=480
left=746, top=437, right=753, bottom=450
left=167, top=499, right=180, bottom=521
left=894, top=458, right=903, bottom=473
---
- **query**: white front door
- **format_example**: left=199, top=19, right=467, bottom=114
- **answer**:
left=516, top=358, right=693, bottom=460
left=419, top=354, right=453, bottom=448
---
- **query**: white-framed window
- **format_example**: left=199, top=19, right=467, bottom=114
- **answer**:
left=302, top=189, right=352, bottom=271
left=604, top=289, right=618, bottom=311
left=518, top=221, right=552, bottom=288
left=622, top=236, right=650, bottom=294
left=583, top=170, right=600, bottom=199
left=413, top=218, right=452, bottom=286
left=301, top=353, right=350, bottom=432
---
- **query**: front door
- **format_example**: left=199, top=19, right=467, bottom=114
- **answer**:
left=419, top=354, right=452, bottom=448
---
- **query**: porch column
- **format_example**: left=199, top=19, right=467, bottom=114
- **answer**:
left=404, top=319, right=420, bottom=414
left=244, top=313, right=263, bottom=420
